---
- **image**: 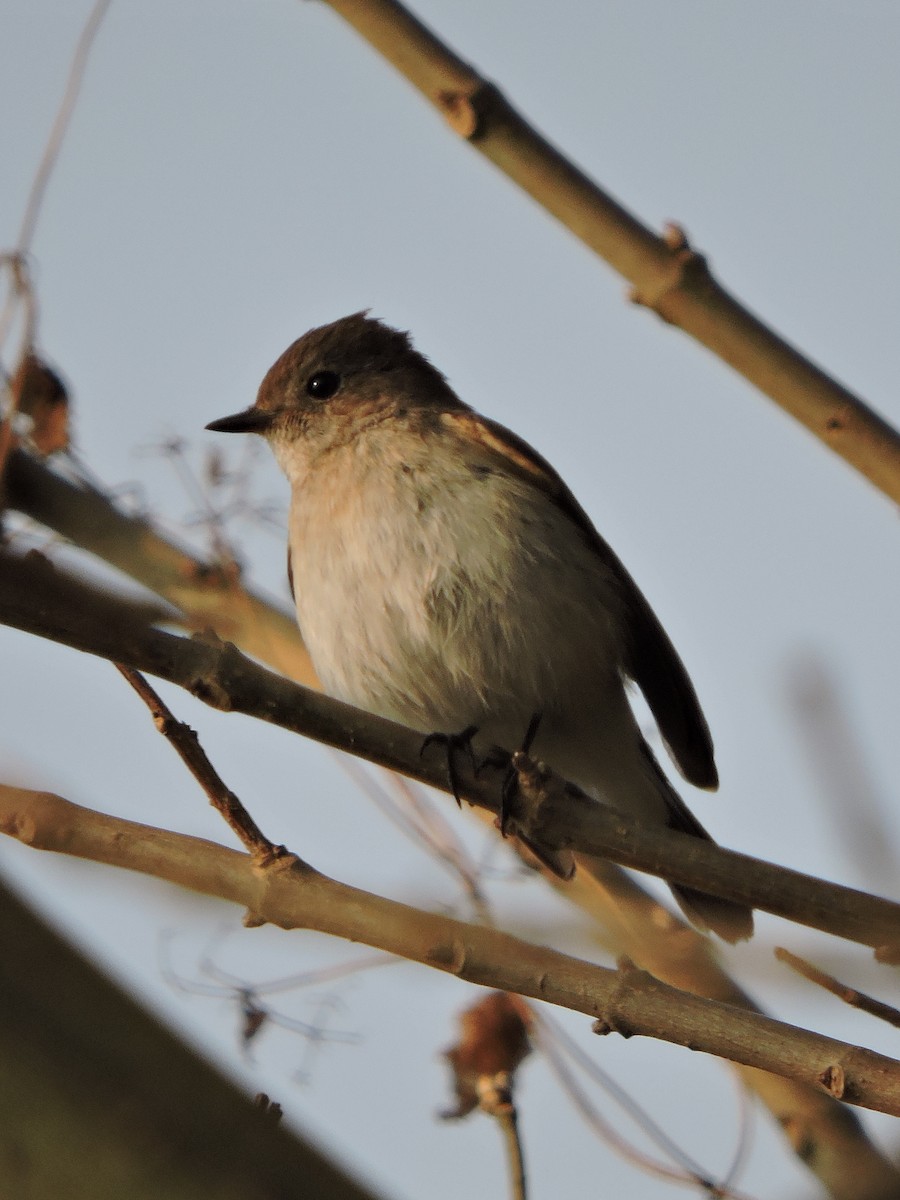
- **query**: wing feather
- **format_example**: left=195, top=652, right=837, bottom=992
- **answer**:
left=441, top=410, right=718, bottom=789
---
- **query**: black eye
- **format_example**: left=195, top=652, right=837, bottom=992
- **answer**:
left=306, top=370, right=340, bottom=399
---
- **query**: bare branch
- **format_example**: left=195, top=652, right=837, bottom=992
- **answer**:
left=3, top=782, right=900, bottom=1119
left=3, top=449, right=316, bottom=683
left=17, top=450, right=890, bottom=1190
left=1, top=548, right=898, bottom=952
left=493, top=1100, right=526, bottom=1200
left=114, top=664, right=284, bottom=861
left=320, top=0, right=900, bottom=504
left=776, top=948, right=900, bottom=1031
left=544, top=858, right=900, bottom=1200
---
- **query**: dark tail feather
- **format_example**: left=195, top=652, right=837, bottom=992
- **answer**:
left=516, top=836, right=576, bottom=880
left=642, top=744, right=754, bottom=944
left=669, top=883, right=754, bottom=945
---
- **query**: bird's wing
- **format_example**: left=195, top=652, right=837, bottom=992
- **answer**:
left=440, top=410, right=718, bottom=790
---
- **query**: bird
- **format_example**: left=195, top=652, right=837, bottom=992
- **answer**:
left=207, top=312, right=752, bottom=942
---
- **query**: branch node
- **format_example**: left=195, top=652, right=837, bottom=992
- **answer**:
left=427, top=936, right=468, bottom=975
left=821, top=403, right=857, bottom=444
left=436, top=88, right=479, bottom=138
left=591, top=1018, right=614, bottom=1036
left=189, top=673, right=234, bottom=712
left=253, top=1093, right=284, bottom=1125
left=252, top=845, right=304, bottom=873
left=184, top=633, right=237, bottom=709
left=629, top=223, right=713, bottom=318
left=875, top=942, right=900, bottom=965
left=591, top=956, right=649, bottom=1038
left=818, top=1062, right=846, bottom=1098
left=436, top=81, right=505, bottom=142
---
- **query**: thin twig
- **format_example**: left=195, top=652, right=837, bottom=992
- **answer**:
left=115, top=663, right=282, bottom=861
left=534, top=1015, right=752, bottom=1198
left=339, top=756, right=494, bottom=924
left=544, top=848, right=898, bottom=1200
left=15, top=0, right=113, bottom=256
left=0, top=258, right=38, bottom=479
left=0, top=0, right=112, bottom=440
left=491, top=1097, right=526, bottom=1200
left=533, top=1009, right=724, bottom=1187
left=0, top=251, right=36, bottom=357
left=775, top=947, right=900, bottom=1030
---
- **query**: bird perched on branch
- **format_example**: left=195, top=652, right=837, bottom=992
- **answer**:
left=208, top=313, right=752, bottom=943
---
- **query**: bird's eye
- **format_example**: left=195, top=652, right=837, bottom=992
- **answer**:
left=306, top=370, right=340, bottom=400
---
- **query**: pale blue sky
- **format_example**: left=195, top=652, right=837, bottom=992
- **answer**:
left=3, top=3, right=900, bottom=1197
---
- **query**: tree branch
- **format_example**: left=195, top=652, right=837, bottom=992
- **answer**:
left=776, top=947, right=900, bottom=1031
left=2, top=448, right=316, bottom=684
left=1, top=548, right=898, bottom=952
left=8, top=459, right=900, bottom=1191
left=114, top=664, right=286, bottom=861
left=320, top=0, right=900, bottom=504
left=2, top=781, right=900, bottom=1119
left=551, top=860, right=900, bottom=1200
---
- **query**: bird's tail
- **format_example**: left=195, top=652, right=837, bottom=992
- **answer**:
left=668, top=880, right=754, bottom=945
left=642, top=744, right=754, bottom=944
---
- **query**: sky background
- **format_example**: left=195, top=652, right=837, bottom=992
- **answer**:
left=2, top=2, right=900, bottom=1197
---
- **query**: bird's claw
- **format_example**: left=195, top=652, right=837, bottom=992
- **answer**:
left=421, top=724, right=479, bottom=806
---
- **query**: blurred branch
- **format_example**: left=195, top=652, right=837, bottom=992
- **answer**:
left=442, top=992, right=531, bottom=1200
left=320, top=0, right=900, bottom=504
left=3, top=783, right=900, bottom=1120
left=533, top=1010, right=743, bottom=1195
left=1, top=547, right=899, bottom=951
left=493, top=1101, right=526, bottom=1200
left=13, top=0, right=112, bottom=258
left=786, top=656, right=897, bottom=888
left=550, top=860, right=900, bottom=1200
left=3, top=448, right=316, bottom=684
left=776, top=947, right=900, bottom=1031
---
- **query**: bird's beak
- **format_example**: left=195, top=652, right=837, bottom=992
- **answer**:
left=205, top=407, right=275, bottom=434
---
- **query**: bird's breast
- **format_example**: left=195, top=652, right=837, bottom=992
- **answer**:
left=286, top=427, right=628, bottom=740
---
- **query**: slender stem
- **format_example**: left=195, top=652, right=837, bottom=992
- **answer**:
left=15, top=0, right=113, bottom=257
left=776, top=948, right=900, bottom=1031
left=495, top=1104, right=526, bottom=1200
left=114, top=664, right=283, bottom=861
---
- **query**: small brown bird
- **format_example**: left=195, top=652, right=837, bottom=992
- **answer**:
left=208, top=313, right=752, bottom=942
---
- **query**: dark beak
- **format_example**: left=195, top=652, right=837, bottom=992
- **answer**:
left=205, top=408, right=274, bottom=434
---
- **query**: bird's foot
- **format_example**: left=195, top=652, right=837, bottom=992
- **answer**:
left=420, top=724, right=479, bottom=806
left=492, top=712, right=543, bottom=837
